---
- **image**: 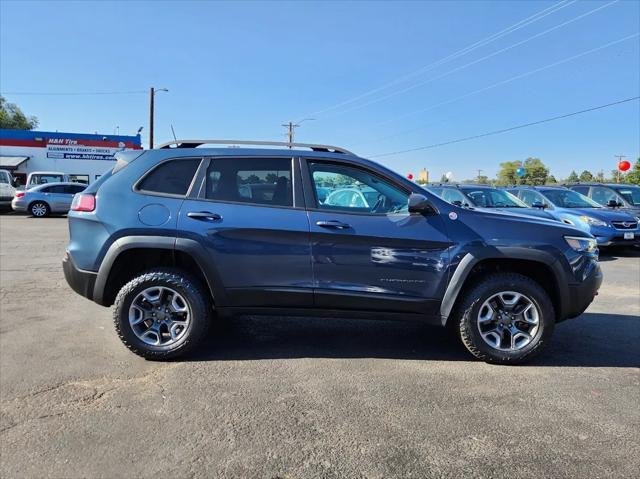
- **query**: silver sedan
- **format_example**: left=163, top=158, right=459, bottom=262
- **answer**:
left=11, top=182, right=87, bottom=217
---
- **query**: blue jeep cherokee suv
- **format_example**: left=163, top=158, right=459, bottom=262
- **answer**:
left=63, top=140, right=602, bottom=364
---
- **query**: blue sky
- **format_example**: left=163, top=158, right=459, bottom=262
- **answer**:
left=1, top=0, right=638, bottom=180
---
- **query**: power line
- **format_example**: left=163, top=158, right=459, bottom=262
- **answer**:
left=369, top=96, right=640, bottom=158
left=299, top=0, right=576, bottom=120
left=327, top=0, right=619, bottom=118
left=372, top=32, right=639, bottom=131
left=0, top=90, right=148, bottom=96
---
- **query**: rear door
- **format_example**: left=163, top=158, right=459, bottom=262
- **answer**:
left=302, top=159, right=451, bottom=316
left=61, top=184, right=86, bottom=211
left=177, top=156, right=313, bottom=307
left=46, top=185, right=70, bottom=211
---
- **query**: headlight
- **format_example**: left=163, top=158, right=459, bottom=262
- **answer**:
left=565, top=236, right=597, bottom=253
left=579, top=215, right=607, bottom=227
left=635, top=216, right=640, bottom=222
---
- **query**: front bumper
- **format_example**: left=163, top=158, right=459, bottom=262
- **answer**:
left=565, top=262, right=603, bottom=319
left=593, top=232, right=640, bottom=247
left=62, top=250, right=97, bottom=301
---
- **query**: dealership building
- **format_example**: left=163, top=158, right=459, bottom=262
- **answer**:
left=0, top=129, right=142, bottom=185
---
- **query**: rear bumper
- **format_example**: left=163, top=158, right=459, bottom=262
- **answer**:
left=564, top=263, right=603, bottom=319
left=62, top=250, right=97, bottom=301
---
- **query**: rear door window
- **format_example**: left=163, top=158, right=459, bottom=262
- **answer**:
left=204, top=158, right=293, bottom=207
left=137, top=159, right=201, bottom=196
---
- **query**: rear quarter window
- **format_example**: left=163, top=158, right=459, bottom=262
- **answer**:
left=137, top=159, right=201, bottom=196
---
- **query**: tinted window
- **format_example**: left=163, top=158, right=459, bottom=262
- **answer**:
left=205, top=158, right=292, bottom=207
left=138, top=159, right=200, bottom=196
left=571, top=186, right=590, bottom=195
left=441, top=188, right=470, bottom=206
left=309, top=162, right=408, bottom=214
left=65, top=184, right=86, bottom=194
left=460, top=188, right=526, bottom=208
left=590, top=187, right=620, bottom=206
left=541, top=189, right=600, bottom=208
left=48, top=185, right=67, bottom=194
left=518, top=189, right=549, bottom=207
left=614, top=186, right=640, bottom=206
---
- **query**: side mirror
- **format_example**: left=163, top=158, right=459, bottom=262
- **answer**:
left=532, top=201, right=546, bottom=209
left=606, top=199, right=622, bottom=208
left=451, top=200, right=463, bottom=207
left=408, top=193, right=438, bottom=215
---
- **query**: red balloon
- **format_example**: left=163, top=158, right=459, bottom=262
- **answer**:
left=407, top=173, right=414, bottom=180
left=619, top=160, right=631, bottom=172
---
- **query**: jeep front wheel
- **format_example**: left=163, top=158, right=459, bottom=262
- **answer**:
left=113, top=269, right=211, bottom=360
left=453, top=273, right=555, bottom=365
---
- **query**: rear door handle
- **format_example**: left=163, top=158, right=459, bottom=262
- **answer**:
left=187, top=211, right=222, bottom=221
left=316, top=220, right=351, bottom=229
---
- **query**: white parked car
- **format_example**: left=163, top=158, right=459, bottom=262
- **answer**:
left=0, top=169, right=16, bottom=211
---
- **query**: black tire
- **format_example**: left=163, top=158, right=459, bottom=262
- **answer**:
left=113, top=268, right=211, bottom=360
left=451, top=273, right=555, bottom=365
left=29, top=201, right=50, bottom=217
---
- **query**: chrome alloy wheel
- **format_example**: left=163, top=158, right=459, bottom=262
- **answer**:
left=477, top=291, right=540, bottom=351
left=128, top=286, right=191, bottom=346
left=31, top=203, right=47, bottom=217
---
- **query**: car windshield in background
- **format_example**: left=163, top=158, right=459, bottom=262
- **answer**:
left=614, top=186, right=640, bottom=206
left=541, top=189, right=601, bottom=208
left=0, top=171, right=11, bottom=184
left=460, top=188, right=526, bottom=208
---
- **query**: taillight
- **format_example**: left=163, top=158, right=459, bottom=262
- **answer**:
left=71, top=193, right=96, bottom=212
left=14, top=191, right=25, bottom=198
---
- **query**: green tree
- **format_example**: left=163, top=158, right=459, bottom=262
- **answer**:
left=579, top=170, right=594, bottom=182
left=521, top=157, right=549, bottom=185
left=0, top=96, right=38, bottom=130
left=439, top=174, right=449, bottom=183
left=496, top=158, right=549, bottom=185
left=547, top=175, right=558, bottom=184
left=495, top=161, right=520, bottom=185
left=622, top=159, right=640, bottom=185
left=595, top=170, right=605, bottom=182
left=566, top=170, right=579, bottom=183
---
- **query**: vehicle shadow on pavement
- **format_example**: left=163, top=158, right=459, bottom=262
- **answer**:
left=188, top=312, right=640, bottom=367
left=598, top=247, right=640, bottom=262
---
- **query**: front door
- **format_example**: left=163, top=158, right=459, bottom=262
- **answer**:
left=178, top=156, right=313, bottom=308
left=303, top=159, right=451, bottom=316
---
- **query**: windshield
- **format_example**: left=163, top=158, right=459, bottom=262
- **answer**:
left=541, top=189, right=601, bottom=208
left=461, top=188, right=527, bottom=208
left=614, top=186, right=640, bottom=206
left=0, top=171, right=11, bottom=184
left=30, top=174, right=64, bottom=185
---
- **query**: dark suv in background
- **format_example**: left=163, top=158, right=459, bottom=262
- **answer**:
left=567, top=183, right=640, bottom=219
left=63, top=140, right=602, bottom=364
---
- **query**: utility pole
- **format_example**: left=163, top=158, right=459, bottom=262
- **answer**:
left=149, top=87, right=168, bottom=149
left=476, top=169, right=483, bottom=183
left=614, top=154, right=626, bottom=183
left=282, top=121, right=295, bottom=147
left=149, top=87, right=154, bottom=149
left=281, top=118, right=315, bottom=148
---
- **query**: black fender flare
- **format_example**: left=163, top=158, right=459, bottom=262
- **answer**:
left=92, top=235, right=226, bottom=306
left=439, top=247, right=569, bottom=326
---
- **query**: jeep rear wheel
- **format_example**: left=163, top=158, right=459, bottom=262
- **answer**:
left=113, top=269, right=211, bottom=360
left=452, top=273, right=555, bottom=365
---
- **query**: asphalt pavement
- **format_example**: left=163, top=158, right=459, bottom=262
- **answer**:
left=1, top=214, right=638, bottom=478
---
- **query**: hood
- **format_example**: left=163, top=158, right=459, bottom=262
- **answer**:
left=570, top=207, right=637, bottom=222
left=474, top=207, right=557, bottom=222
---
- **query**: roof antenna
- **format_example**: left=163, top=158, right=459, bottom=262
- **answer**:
left=170, top=125, right=178, bottom=143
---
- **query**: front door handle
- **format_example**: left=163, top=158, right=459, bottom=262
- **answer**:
left=187, top=211, right=222, bottom=221
left=316, top=220, right=351, bottom=229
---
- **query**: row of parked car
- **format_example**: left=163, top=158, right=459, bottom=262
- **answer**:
left=0, top=169, right=87, bottom=216
left=424, top=183, right=640, bottom=249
